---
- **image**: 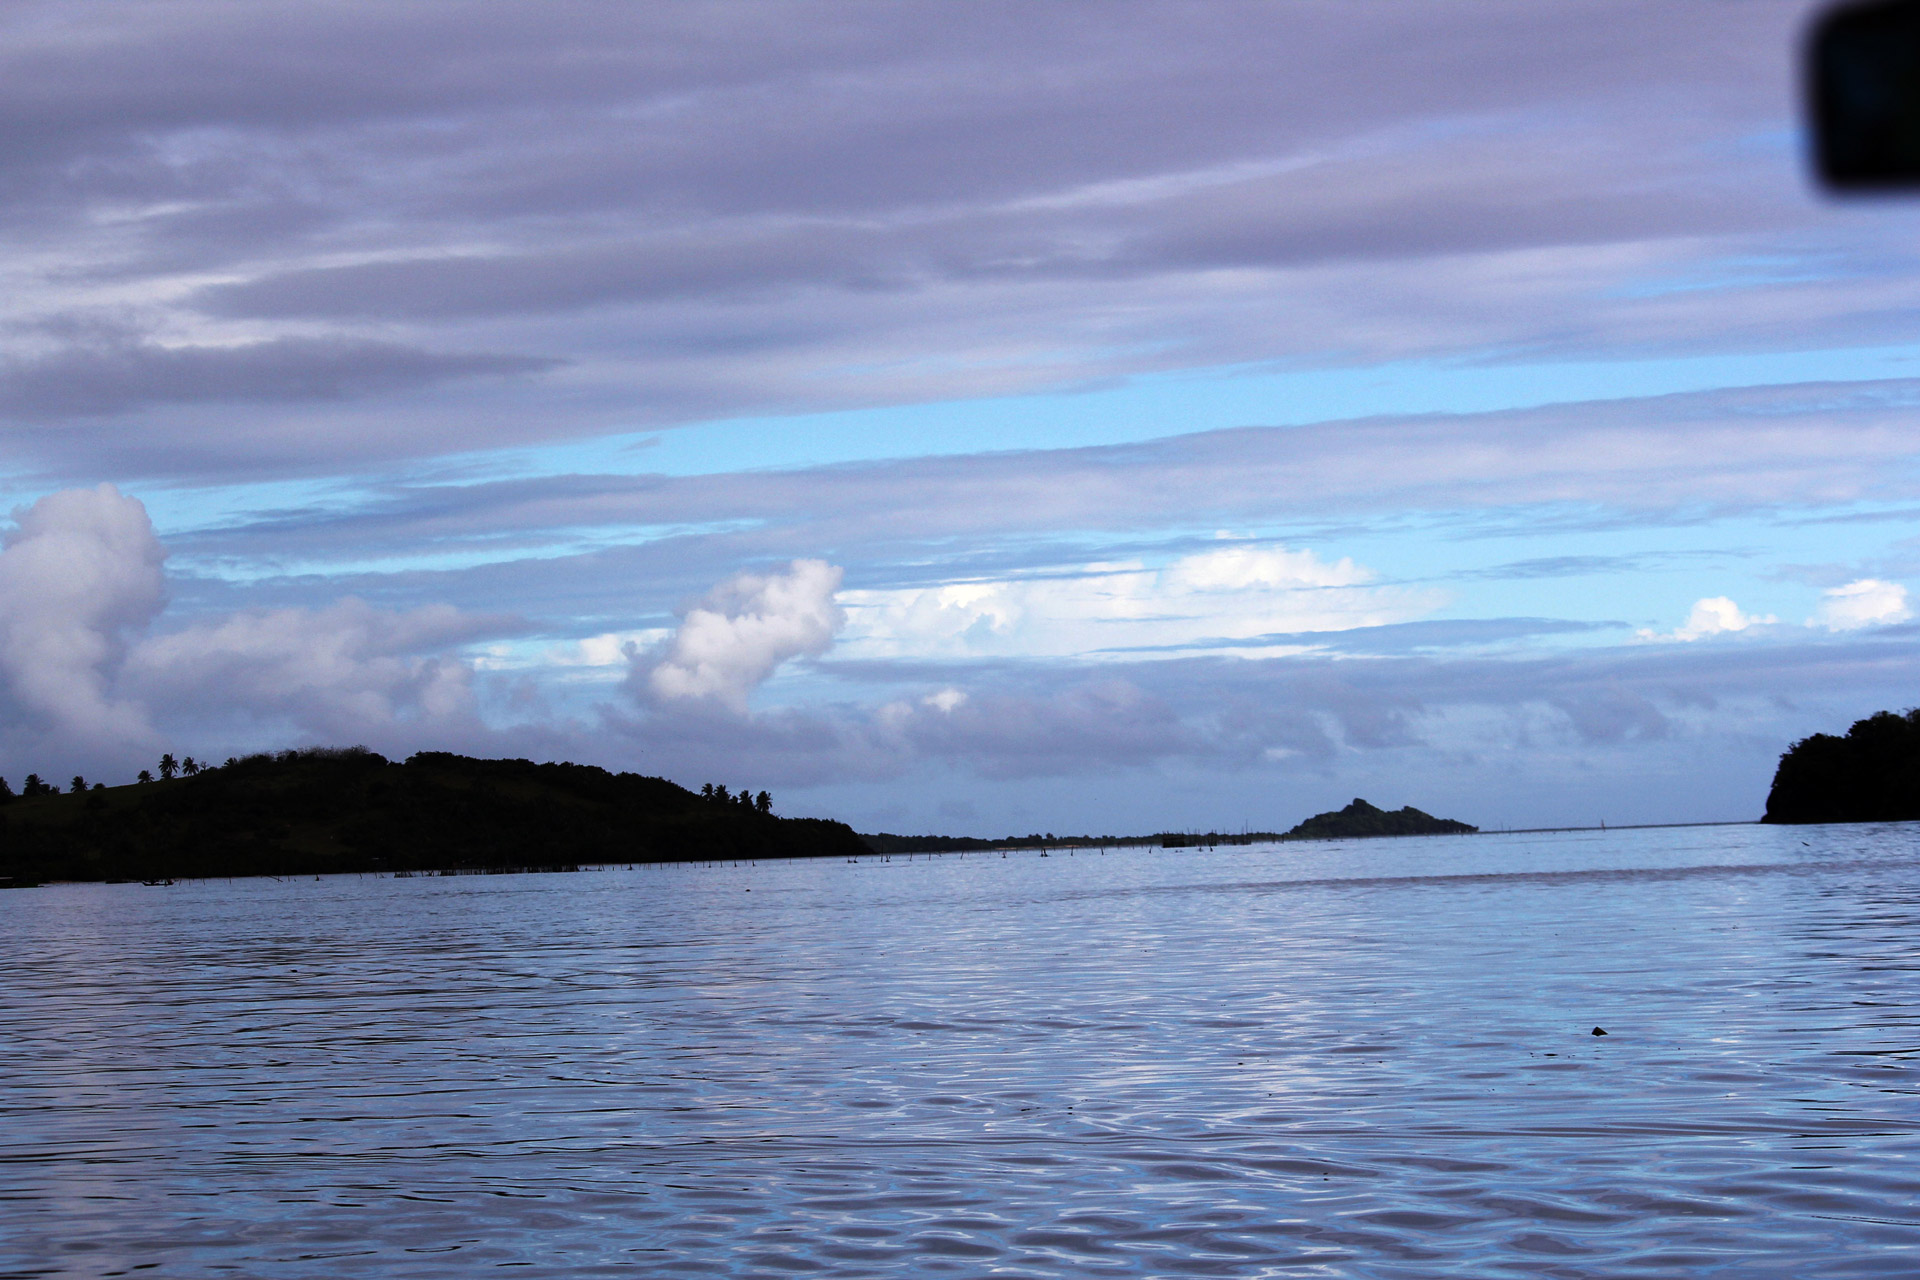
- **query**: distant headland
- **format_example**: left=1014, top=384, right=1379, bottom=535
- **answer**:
left=1764, top=708, right=1920, bottom=824
left=0, top=748, right=864, bottom=885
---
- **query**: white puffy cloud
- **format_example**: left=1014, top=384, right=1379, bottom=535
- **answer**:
left=638, top=559, right=845, bottom=710
left=1810, top=578, right=1912, bottom=631
left=0, top=486, right=519, bottom=773
left=0, top=484, right=165, bottom=745
left=125, top=599, right=492, bottom=738
left=1639, top=596, right=1775, bottom=643
left=838, top=543, right=1438, bottom=660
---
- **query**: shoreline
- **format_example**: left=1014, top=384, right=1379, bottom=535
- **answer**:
left=1476, top=819, right=1760, bottom=836
left=3, top=819, right=1783, bottom=888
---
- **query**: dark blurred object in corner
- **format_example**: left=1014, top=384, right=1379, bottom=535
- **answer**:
left=1810, top=0, right=1920, bottom=187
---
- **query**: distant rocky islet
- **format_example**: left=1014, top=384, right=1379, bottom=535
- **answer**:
left=1283, top=797, right=1478, bottom=839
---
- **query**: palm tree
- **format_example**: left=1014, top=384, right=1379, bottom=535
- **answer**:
left=755, top=791, right=771, bottom=814
left=159, top=753, right=177, bottom=780
left=182, top=757, right=199, bottom=776
left=71, top=775, right=86, bottom=794
left=137, top=769, right=153, bottom=784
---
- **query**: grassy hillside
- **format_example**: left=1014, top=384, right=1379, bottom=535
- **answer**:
left=0, top=748, right=865, bottom=884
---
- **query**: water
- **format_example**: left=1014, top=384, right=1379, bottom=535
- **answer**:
left=2, top=823, right=1918, bottom=1278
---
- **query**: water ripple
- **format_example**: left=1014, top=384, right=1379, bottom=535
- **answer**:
left=3, top=823, right=1919, bottom=1276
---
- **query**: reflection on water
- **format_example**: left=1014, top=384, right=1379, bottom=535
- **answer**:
left=3, top=823, right=1918, bottom=1277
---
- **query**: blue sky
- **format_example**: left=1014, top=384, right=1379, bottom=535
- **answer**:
left=3, top=0, right=1919, bottom=834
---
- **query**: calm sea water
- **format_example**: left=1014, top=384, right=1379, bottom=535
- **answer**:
left=3, top=823, right=1918, bottom=1278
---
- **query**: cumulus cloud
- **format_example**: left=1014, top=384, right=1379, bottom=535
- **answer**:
left=125, top=599, right=499, bottom=739
left=0, top=486, right=520, bottom=773
left=1639, top=596, right=1776, bottom=642
left=0, top=484, right=165, bottom=745
left=636, top=559, right=845, bottom=710
left=1810, top=578, right=1912, bottom=631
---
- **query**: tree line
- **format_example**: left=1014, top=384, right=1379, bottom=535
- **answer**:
left=0, top=748, right=865, bottom=883
left=701, top=782, right=773, bottom=814
left=2, top=755, right=779, bottom=814
left=1763, top=707, right=1920, bottom=823
left=0, top=753, right=231, bottom=803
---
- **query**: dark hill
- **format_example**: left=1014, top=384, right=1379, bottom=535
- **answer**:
left=1285, top=797, right=1477, bottom=839
left=1763, top=708, right=1920, bottom=823
left=0, top=748, right=864, bottom=884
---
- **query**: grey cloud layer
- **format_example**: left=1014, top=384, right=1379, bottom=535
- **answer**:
left=580, top=625, right=1920, bottom=825
left=0, top=0, right=1839, bottom=477
left=0, top=338, right=553, bottom=418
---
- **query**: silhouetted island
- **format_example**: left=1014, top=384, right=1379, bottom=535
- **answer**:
left=1763, top=708, right=1920, bottom=824
left=0, top=748, right=864, bottom=884
left=1285, top=798, right=1477, bottom=839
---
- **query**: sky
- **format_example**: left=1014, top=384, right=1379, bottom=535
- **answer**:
left=3, top=0, right=1919, bottom=835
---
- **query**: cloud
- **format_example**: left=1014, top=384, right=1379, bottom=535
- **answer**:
left=125, top=599, right=505, bottom=740
left=1639, top=596, right=1776, bottom=642
left=600, top=669, right=1211, bottom=788
left=876, top=677, right=1198, bottom=779
left=158, top=379, right=1920, bottom=585
left=2, top=3, right=1912, bottom=832
left=590, top=611, right=1920, bottom=811
left=1239, top=617, right=1618, bottom=656
left=0, top=0, right=1850, bottom=481
left=9, top=488, right=1920, bottom=833
left=0, top=484, right=166, bottom=746
left=1810, top=578, right=1912, bottom=631
left=1548, top=686, right=1671, bottom=743
left=837, top=543, right=1439, bottom=661
left=0, top=486, right=520, bottom=774
left=635, top=559, right=845, bottom=710
left=0, top=337, right=556, bottom=422
left=1163, top=544, right=1371, bottom=592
